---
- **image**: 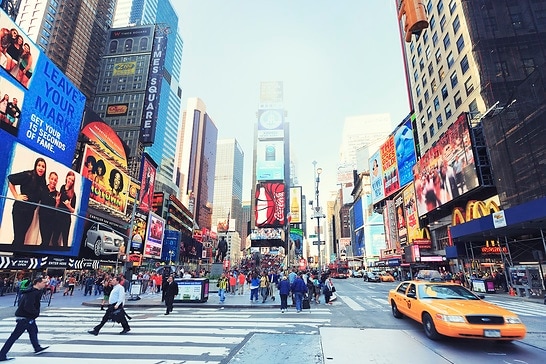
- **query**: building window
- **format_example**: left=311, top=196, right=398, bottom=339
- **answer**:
left=438, top=66, right=445, bottom=81
left=447, top=52, right=454, bottom=68
left=468, top=99, right=478, bottom=116
left=431, top=78, right=437, bottom=91
left=426, top=106, right=433, bottom=120
left=429, top=15, right=436, bottom=29
left=124, top=39, right=133, bottom=52
left=460, top=55, right=469, bottom=74
left=432, top=32, right=438, bottom=46
left=422, top=32, right=429, bottom=43
left=417, top=44, right=422, bottom=56
left=495, top=61, right=509, bottom=77
left=411, top=55, right=416, bottom=68
left=420, top=116, right=426, bottom=127
left=416, top=84, right=422, bottom=97
left=440, top=15, right=446, bottom=31
left=427, top=0, right=433, bottom=14
left=109, top=40, right=118, bottom=53
left=414, top=69, right=419, bottom=81
left=441, top=84, right=448, bottom=100
left=422, top=76, right=428, bottom=88
left=449, top=0, right=456, bottom=14
left=418, top=100, right=423, bottom=112
left=435, top=49, right=442, bottom=64
left=423, top=132, right=429, bottom=145
left=511, top=13, right=522, bottom=29
left=425, top=46, right=431, bottom=60
left=444, top=103, right=452, bottom=119
left=424, top=90, right=430, bottom=102
left=443, top=33, right=451, bottom=50
left=429, top=124, right=435, bottom=137
left=410, top=42, right=415, bottom=53
left=139, top=38, right=148, bottom=50
left=456, top=35, right=465, bottom=53
left=428, top=62, right=434, bottom=76
left=419, top=59, right=425, bottom=71
left=464, top=77, right=474, bottom=95
left=454, top=91, right=462, bottom=108
left=523, top=58, right=536, bottom=76
left=433, top=96, right=440, bottom=111
left=450, top=71, right=458, bottom=87
left=453, top=15, right=461, bottom=34
left=437, top=0, right=444, bottom=14
left=436, top=114, right=443, bottom=129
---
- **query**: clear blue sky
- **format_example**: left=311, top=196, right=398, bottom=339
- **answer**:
left=174, top=0, right=410, bottom=206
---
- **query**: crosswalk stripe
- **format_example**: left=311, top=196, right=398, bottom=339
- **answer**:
left=486, top=300, right=546, bottom=317
left=337, top=295, right=365, bottom=310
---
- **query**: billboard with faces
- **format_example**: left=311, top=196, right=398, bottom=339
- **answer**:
left=0, top=142, right=90, bottom=256
left=144, top=212, right=164, bottom=259
left=0, top=10, right=86, bottom=166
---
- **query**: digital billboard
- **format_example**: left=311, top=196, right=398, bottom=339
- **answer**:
left=395, top=115, right=417, bottom=186
left=144, top=212, right=164, bottom=259
left=413, top=113, right=479, bottom=216
left=255, top=182, right=286, bottom=228
left=139, top=153, right=157, bottom=214
left=257, top=109, right=284, bottom=139
left=289, top=227, right=303, bottom=257
left=0, top=11, right=86, bottom=166
left=81, top=145, right=130, bottom=214
left=78, top=212, right=126, bottom=260
left=381, top=135, right=400, bottom=197
left=161, top=229, right=180, bottom=263
left=402, top=182, right=421, bottom=244
left=370, top=149, right=384, bottom=203
left=256, top=140, right=284, bottom=181
left=289, top=186, right=302, bottom=224
left=81, top=120, right=127, bottom=168
left=0, top=143, right=90, bottom=256
left=394, top=191, right=408, bottom=247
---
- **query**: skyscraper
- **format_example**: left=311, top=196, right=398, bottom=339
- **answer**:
left=16, top=0, right=116, bottom=107
left=177, top=97, right=218, bottom=230
left=110, top=0, right=184, bottom=194
left=211, top=138, right=244, bottom=239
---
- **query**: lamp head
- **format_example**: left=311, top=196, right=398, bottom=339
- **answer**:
left=316, top=167, right=323, bottom=175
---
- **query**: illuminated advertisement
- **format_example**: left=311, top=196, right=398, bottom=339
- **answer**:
left=289, top=186, right=302, bottom=224
left=0, top=11, right=86, bottom=166
left=161, top=229, right=180, bottom=262
left=402, top=182, right=421, bottom=244
left=255, top=182, right=286, bottom=228
left=413, top=114, right=479, bottom=216
left=80, top=145, right=129, bottom=214
left=381, top=135, right=399, bottom=197
left=394, top=191, right=408, bottom=247
left=106, top=103, right=129, bottom=117
left=289, top=227, right=303, bottom=257
left=257, top=109, right=284, bottom=139
left=79, top=212, right=126, bottom=260
left=0, top=143, right=90, bottom=256
left=394, top=115, right=417, bottom=186
left=139, top=154, right=157, bottom=214
left=113, top=62, right=136, bottom=76
left=144, top=212, right=164, bottom=259
left=370, top=149, right=384, bottom=203
left=81, top=120, right=127, bottom=168
left=139, top=26, right=167, bottom=145
left=256, top=140, right=284, bottom=181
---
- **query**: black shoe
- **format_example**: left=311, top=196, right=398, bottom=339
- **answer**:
left=35, top=346, right=49, bottom=355
left=164, top=312, right=169, bottom=315
left=0, top=358, right=14, bottom=362
left=119, top=329, right=131, bottom=334
left=100, top=307, right=104, bottom=311
left=88, top=330, right=98, bottom=336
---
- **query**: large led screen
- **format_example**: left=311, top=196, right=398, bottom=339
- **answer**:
left=395, top=115, right=417, bottom=186
left=370, top=149, right=384, bottom=203
left=289, top=186, right=302, bottom=224
left=256, top=140, right=285, bottom=181
left=0, top=143, right=90, bottom=256
left=413, top=114, right=479, bottom=216
left=0, top=11, right=85, bottom=166
left=144, top=212, right=164, bottom=259
left=255, top=182, right=286, bottom=228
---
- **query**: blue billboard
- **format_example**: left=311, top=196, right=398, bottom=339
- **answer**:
left=0, top=11, right=86, bottom=166
left=394, top=114, right=417, bottom=187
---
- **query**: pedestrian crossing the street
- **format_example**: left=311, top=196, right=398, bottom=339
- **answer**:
left=0, top=306, right=332, bottom=363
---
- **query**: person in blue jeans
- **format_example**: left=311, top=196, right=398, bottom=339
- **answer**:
left=250, top=273, right=260, bottom=303
left=277, top=275, right=291, bottom=313
left=290, top=272, right=308, bottom=312
left=217, top=273, right=228, bottom=304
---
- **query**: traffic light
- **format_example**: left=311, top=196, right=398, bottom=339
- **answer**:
left=398, top=0, right=429, bottom=43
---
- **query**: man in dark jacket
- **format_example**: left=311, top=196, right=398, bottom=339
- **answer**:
left=163, top=275, right=179, bottom=315
left=290, top=272, right=308, bottom=313
left=0, top=277, right=49, bottom=361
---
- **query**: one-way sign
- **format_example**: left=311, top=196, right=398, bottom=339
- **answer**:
left=312, top=241, right=326, bottom=245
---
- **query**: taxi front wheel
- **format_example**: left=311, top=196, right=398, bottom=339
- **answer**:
left=422, top=313, right=441, bottom=340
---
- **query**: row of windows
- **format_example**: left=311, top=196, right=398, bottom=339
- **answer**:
left=109, top=38, right=149, bottom=54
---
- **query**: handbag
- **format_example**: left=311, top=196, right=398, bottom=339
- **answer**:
left=109, top=308, right=124, bottom=323
left=331, top=286, right=336, bottom=293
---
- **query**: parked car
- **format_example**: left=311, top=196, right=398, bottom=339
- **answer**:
left=85, top=223, right=124, bottom=256
left=363, top=271, right=380, bottom=282
left=379, top=272, right=395, bottom=282
left=388, top=280, right=526, bottom=341
left=351, top=270, right=363, bottom=278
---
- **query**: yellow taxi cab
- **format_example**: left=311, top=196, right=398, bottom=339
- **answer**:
left=388, top=280, right=526, bottom=341
left=379, top=272, right=395, bottom=282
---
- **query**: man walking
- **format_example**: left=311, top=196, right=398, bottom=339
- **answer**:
left=0, top=277, right=49, bottom=361
left=163, top=276, right=179, bottom=315
left=88, top=276, right=131, bottom=335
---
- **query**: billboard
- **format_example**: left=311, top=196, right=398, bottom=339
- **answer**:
left=256, top=140, right=284, bottom=181
left=161, top=229, right=180, bottom=263
left=381, top=135, right=400, bottom=197
left=81, top=145, right=130, bottom=214
left=139, top=26, right=167, bottom=145
left=0, top=143, right=90, bottom=256
left=289, top=186, right=302, bottom=224
left=0, top=11, right=86, bottom=166
left=81, top=120, right=127, bottom=168
left=370, top=149, right=384, bottom=203
left=395, top=115, right=417, bottom=186
left=255, top=182, right=286, bottom=228
left=402, top=182, right=421, bottom=244
left=144, top=212, right=164, bottom=259
left=257, top=109, right=284, bottom=139
left=413, top=113, right=479, bottom=216
left=394, top=191, right=408, bottom=247
left=289, top=227, right=303, bottom=257
left=139, top=153, right=157, bottom=214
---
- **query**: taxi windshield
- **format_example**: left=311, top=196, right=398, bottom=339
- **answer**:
left=418, top=284, right=480, bottom=300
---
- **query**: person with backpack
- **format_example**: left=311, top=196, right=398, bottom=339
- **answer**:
left=0, top=277, right=49, bottom=361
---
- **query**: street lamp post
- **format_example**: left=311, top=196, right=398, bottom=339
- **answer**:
left=312, top=161, right=324, bottom=270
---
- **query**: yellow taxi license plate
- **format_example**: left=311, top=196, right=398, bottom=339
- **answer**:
left=484, top=329, right=501, bottom=338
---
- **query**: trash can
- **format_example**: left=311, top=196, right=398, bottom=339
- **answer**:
left=174, top=278, right=209, bottom=303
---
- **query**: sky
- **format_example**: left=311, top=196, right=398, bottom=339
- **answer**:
left=173, top=0, right=410, bottom=208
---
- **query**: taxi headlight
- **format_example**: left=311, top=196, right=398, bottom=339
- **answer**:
left=505, top=317, right=522, bottom=324
left=435, top=314, right=465, bottom=323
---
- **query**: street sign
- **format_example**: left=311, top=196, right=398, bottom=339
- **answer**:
left=312, top=241, right=326, bottom=245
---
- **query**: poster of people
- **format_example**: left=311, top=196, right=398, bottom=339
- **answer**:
left=0, top=143, right=90, bottom=255
left=138, top=154, right=156, bottom=213
left=143, top=212, right=164, bottom=259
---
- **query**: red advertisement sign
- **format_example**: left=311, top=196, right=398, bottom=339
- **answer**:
left=255, top=182, right=285, bottom=228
